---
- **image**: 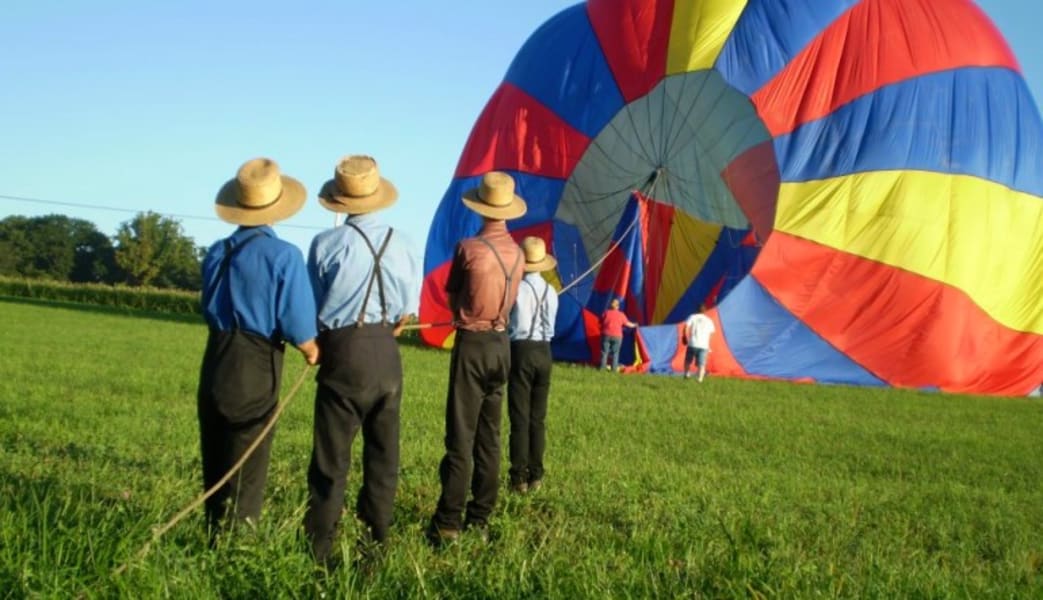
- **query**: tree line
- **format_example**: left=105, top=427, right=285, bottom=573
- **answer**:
left=0, top=212, right=203, bottom=291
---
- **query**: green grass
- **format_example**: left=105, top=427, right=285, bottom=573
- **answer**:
left=1, top=298, right=1042, bottom=598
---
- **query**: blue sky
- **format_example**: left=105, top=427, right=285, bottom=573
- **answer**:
left=1, top=1, right=1041, bottom=256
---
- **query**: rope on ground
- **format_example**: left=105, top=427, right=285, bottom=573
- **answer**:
left=111, top=363, right=314, bottom=578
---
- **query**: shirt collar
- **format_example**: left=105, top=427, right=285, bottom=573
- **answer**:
left=524, top=272, right=544, bottom=283
left=345, top=213, right=378, bottom=227
left=479, top=220, right=508, bottom=236
left=234, top=225, right=275, bottom=240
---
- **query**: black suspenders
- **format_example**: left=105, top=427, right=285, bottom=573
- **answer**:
left=206, top=231, right=265, bottom=330
left=345, top=222, right=394, bottom=326
left=476, top=236, right=522, bottom=329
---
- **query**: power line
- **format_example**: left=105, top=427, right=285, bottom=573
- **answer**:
left=0, top=193, right=328, bottom=231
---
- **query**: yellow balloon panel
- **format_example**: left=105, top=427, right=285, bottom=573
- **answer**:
left=776, top=171, right=1043, bottom=334
left=667, top=0, right=748, bottom=75
left=653, top=209, right=723, bottom=323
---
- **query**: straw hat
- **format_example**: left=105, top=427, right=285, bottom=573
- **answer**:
left=318, top=155, right=398, bottom=214
left=522, top=236, right=557, bottom=272
left=215, top=158, right=307, bottom=226
left=462, top=172, right=527, bottom=220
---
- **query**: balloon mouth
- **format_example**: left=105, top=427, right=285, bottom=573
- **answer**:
left=558, top=69, right=779, bottom=256
left=556, top=69, right=780, bottom=319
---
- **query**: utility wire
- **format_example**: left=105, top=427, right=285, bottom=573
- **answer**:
left=0, top=194, right=328, bottom=231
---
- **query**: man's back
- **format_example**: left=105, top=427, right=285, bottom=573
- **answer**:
left=685, top=313, right=715, bottom=349
left=308, top=214, right=420, bottom=330
left=201, top=225, right=316, bottom=345
left=447, top=221, right=523, bottom=331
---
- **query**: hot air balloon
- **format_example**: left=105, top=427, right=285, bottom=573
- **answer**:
left=421, top=0, right=1043, bottom=396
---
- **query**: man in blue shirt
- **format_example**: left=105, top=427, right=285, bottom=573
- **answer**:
left=199, top=157, right=319, bottom=536
left=507, top=236, right=559, bottom=495
left=303, top=155, right=420, bottom=566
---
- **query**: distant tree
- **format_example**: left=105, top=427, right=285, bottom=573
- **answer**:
left=113, top=212, right=201, bottom=290
left=69, top=220, right=117, bottom=283
left=0, top=214, right=116, bottom=283
left=0, top=216, right=31, bottom=277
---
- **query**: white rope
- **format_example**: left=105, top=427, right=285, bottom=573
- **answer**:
left=559, top=169, right=663, bottom=297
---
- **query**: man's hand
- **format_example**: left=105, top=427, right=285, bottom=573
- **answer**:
left=393, top=314, right=415, bottom=338
left=296, top=339, right=320, bottom=365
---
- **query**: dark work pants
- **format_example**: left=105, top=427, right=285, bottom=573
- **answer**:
left=507, top=340, right=552, bottom=485
left=432, top=329, right=510, bottom=531
left=304, top=325, right=402, bottom=562
left=197, top=329, right=284, bottom=530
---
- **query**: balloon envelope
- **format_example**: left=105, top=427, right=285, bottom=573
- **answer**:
left=421, top=0, right=1043, bottom=396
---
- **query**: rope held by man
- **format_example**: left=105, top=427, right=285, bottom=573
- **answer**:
left=112, top=363, right=313, bottom=577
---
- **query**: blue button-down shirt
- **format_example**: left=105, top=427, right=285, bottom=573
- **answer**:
left=509, top=272, right=558, bottom=342
left=201, top=226, right=318, bottom=345
left=308, top=214, right=421, bottom=330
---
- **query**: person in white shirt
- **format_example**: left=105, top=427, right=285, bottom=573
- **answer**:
left=506, top=237, right=559, bottom=494
left=683, top=304, right=715, bottom=382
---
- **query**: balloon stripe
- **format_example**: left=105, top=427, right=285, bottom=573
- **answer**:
left=666, top=0, right=747, bottom=75
left=755, top=233, right=1043, bottom=395
left=775, top=171, right=1043, bottom=334
left=454, top=82, right=591, bottom=179
left=720, top=140, right=780, bottom=240
left=753, top=0, right=1018, bottom=137
left=586, top=0, right=675, bottom=102
left=663, top=227, right=757, bottom=324
left=504, top=4, right=625, bottom=139
left=717, top=275, right=887, bottom=386
left=653, top=210, right=723, bottom=323
left=774, top=67, right=1043, bottom=197
left=715, top=0, right=861, bottom=96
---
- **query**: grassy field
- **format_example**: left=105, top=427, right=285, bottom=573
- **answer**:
left=1, top=298, right=1042, bottom=598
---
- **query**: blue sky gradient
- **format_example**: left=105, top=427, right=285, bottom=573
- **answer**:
left=1, top=1, right=1040, bottom=254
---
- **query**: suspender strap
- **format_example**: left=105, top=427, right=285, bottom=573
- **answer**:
left=523, top=278, right=550, bottom=341
left=206, top=232, right=266, bottom=329
left=476, top=236, right=522, bottom=328
left=346, top=222, right=394, bottom=326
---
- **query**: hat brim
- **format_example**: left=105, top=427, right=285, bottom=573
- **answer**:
left=214, top=175, right=307, bottom=226
left=318, top=178, right=398, bottom=215
left=461, top=188, right=527, bottom=220
left=524, top=255, right=557, bottom=273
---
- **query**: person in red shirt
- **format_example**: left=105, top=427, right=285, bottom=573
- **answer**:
left=599, top=299, right=637, bottom=372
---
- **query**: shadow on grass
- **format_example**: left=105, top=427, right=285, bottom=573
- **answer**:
left=1, top=296, right=204, bottom=326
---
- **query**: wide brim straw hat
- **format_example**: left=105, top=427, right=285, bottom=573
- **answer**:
left=522, top=236, right=557, bottom=272
left=462, top=171, right=527, bottom=220
left=318, top=155, right=398, bottom=214
left=215, top=158, right=307, bottom=226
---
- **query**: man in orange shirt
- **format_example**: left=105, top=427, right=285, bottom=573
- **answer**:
left=599, top=298, right=637, bottom=372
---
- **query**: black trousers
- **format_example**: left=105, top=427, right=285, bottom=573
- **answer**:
left=197, top=329, right=284, bottom=530
left=304, top=325, right=402, bottom=561
left=432, top=329, right=510, bottom=530
left=507, top=340, right=552, bottom=485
